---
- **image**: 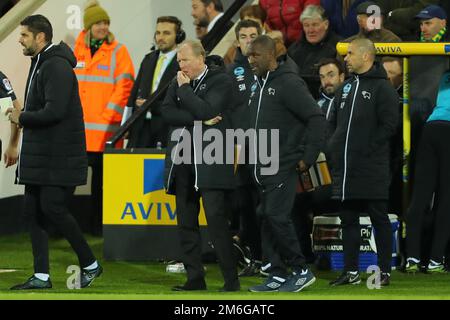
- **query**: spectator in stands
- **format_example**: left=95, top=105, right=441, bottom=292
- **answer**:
left=382, top=57, right=404, bottom=218
left=321, top=0, right=373, bottom=39
left=376, top=0, right=442, bottom=41
left=226, top=19, right=263, bottom=277
left=191, top=0, right=234, bottom=52
left=126, top=16, right=184, bottom=148
left=409, top=5, right=449, bottom=166
left=259, top=0, right=321, bottom=47
left=328, top=38, right=398, bottom=287
left=246, top=35, right=325, bottom=293
left=0, top=71, right=21, bottom=168
left=161, top=40, right=239, bottom=292
left=194, top=20, right=209, bottom=41
left=405, top=70, right=450, bottom=274
left=8, top=14, right=102, bottom=290
left=345, top=1, right=401, bottom=42
left=223, top=4, right=286, bottom=65
left=74, top=0, right=135, bottom=236
left=288, top=5, right=342, bottom=99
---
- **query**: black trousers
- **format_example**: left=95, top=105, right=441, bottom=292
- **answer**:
left=175, top=165, right=238, bottom=285
left=87, top=152, right=103, bottom=235
left=339, top=200, right=392, bottom=273
left=257, top=173, right=306, bottom=278
left=407, top=121, right=450, bottom=263
left=25, top=185, right=96, bottom=274
left=231, top=184, right=261, bottom=261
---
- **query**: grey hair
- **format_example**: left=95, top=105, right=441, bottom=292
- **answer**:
left=178, top=39, right=206, bottom=58
left=300, top=5, right=327, bottom=22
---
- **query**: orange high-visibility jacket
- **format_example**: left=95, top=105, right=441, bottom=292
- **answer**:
left=74, top=31, right=135, bottom=152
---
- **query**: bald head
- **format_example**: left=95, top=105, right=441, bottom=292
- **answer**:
left=351, top=38, right=376, bottom=61
left=250, top=35, right=276, bottom=56
left=344, top=38, right=377, bottom=74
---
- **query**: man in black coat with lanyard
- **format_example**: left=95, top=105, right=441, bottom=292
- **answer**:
left=126, top=16, right=184, bottom=148
left=161, top=40, right=239, bottom=292
left=328, top=38, right=398, bottom=287
left=7, top=15, right=101, bottom=290
left=246, top=35, right=326, bottom=293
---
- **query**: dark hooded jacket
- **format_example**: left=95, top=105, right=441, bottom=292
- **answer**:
left=247, top=55, right=326, bottom=187
left=17, top=42, right=88, bottom=187
left=161, top=60, right=235, bottom=194
left=327, top=62, right=399, bottom=201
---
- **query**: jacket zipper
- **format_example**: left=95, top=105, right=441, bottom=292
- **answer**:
left=342, top=76, right=360, bottom=201
left=253, top=72, right=269, bottom=186
left=166, top=127, right=186, bottom=192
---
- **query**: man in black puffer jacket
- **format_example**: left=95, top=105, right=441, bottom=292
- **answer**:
left=8, top=15, right=101, bottom=290
left=328, top=38, right=398, bottom=287
left=246, top=35, right=326, bottom=293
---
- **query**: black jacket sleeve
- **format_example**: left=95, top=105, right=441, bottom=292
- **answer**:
left=367, top=81, right=399, bottom=154
left=161, top=81, right=195, bottom=126
left=282, top=76, right=326, bottom=167
left=176, top=73, right=233, bottom=121
left=20, top=59, right=72, bottom=128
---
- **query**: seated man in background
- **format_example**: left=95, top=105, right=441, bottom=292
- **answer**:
left=288, top=5, right=342, bottom=99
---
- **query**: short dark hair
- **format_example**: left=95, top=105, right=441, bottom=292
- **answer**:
left=234, top=19, right=262, bottom=39
left=250, top=35, right=276, bottom=55
left=20, top=14, right=53, bottom=42
left=316, top=58, right=346, bottom=76
left=157, top=16, right=182, bottom=33
left=240, top=5, right=267, bottom=23
left=200, top=0, right=224, bottom=12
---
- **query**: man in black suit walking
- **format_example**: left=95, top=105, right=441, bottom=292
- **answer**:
left=127, top=16, right=185, bottom=148
left=162, top=40, right=239, bottom=292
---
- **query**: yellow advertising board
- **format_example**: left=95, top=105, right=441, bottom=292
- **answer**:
left=103, top=152, right=207, bottom=226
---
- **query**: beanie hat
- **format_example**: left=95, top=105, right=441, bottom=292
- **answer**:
left=83, top=0, right=110, bottom=31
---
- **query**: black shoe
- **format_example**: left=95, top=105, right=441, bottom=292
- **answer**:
left=172, top=279, right=207, bottom=291
left=80, top=264, right=103, bottom=288
left=380, top=273, right=390, bottom=286
left=329, top=271, right=361, bottom=286
left=10, top=276, right=52, bottom=290
left=239, top=261, right=261, bottom=277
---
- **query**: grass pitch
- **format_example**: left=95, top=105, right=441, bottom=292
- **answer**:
left=0, top=234, right=449, bottom=300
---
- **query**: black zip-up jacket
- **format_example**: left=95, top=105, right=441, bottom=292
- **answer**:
left=327, top=62, right=399, bottom=201
left=247, top=55, right=326, bottom=187
left=161, top=62, right=235, bottom=194
left=18, top=42, right=88, bottom=187
left=127, top=49, right=179, bottom=148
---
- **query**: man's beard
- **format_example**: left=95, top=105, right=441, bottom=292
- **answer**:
left=23, top=46, right=36, bottom=56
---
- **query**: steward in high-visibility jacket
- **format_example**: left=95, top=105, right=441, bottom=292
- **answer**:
left=74, top=30, right=135, bottom=152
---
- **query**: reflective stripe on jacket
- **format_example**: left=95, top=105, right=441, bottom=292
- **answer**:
left=74, top=31, right=135, bottom=152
